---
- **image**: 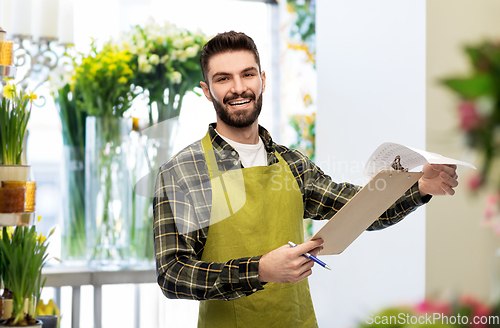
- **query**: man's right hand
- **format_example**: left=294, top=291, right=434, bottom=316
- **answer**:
left=258, top=239, right=324, bottom=284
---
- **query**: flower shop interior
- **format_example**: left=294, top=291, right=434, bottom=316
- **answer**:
left=1, top=0, right=500, bottom=327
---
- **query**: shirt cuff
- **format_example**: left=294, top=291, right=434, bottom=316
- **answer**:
left=238, top=256, right=265, bottom=295
left=409, top=181, right=433, bottom=205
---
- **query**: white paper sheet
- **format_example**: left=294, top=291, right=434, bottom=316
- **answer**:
left=363, top=142, right=477, bottom=178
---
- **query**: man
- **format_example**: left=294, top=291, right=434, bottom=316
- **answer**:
left=153, top=31, right=458, bottom=328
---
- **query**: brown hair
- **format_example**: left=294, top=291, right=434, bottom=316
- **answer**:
left=200, top=31, right=261, bottom=83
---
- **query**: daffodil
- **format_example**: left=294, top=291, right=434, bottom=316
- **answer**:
left=3, top=83, right=16, bottom=100
left=1, top=82, right=35, bottom=165
left=23, top=90, right=38, bottom=103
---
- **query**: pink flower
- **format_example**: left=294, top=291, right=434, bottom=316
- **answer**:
left=459, top=101, right=482, bottom=131
left=483, top=208, right=496, bottom=221
left=487, top=191, right=500, bottom=205
left=459, top=295, right=491, bottom=327
left=468, top=174, right=483, bottom=191
left=414, top=299, right=451, bottom=315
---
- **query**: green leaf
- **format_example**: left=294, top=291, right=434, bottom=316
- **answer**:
left=441, top=74, right=494, bottom=99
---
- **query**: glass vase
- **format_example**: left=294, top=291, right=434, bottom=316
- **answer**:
left=85, top=116, right=132, bottom=268
left=130, top=116, right=179, bottom=264
left=60, top=146, right=86, bottom=263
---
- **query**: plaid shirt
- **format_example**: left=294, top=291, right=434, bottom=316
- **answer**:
left=153, top=123, right=429, bottom=301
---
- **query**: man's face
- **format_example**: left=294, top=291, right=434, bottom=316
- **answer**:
left=200, top=50, right=266, bottom=128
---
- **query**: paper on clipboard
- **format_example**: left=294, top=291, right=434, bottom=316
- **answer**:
left=363, top=142, right=476, bottom=179
left=312, top=143, right=475, bottom=255
left=312, top=170, right=423, bottom=255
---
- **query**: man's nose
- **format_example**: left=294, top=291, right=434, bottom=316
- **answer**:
left=230, top=76, right=247, bottom=95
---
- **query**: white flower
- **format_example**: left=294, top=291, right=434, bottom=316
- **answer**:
left=170, top=71, right=182, bottom=84
left=172, top=37, right=185, bottom=49
left=476, top=95, right=495, bottom=117
left=136, top=39, right=146, bottom=50
left=160, top=55, right=169, bottom=64
left=149, top=54, right=160, bottom=65
left=183, top=35, right=194, bottom=47
left=138, top=54, right=153, bottom=73
left=185, top=44, right=199, bottom=58
left=139, top=63, right=153, bottom=74
left=156, top=35, right=165, bottom=45
left=138, top=54, right=148, bottom=65
left=176, top=50, right=187, bottom=62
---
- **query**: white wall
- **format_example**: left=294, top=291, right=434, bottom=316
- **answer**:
left=314, top=1, right=426, bottom=327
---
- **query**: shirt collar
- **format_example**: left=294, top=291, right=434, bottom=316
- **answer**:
left=207, top=123, right=277, bottom=168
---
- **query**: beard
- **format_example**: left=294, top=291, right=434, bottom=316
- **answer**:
left=210, top=89, right=263, bottom=128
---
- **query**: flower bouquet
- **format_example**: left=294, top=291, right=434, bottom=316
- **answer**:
left=440, top=40, right=500, bottom=232
left=74, top=40, right=137, bottom=266
left=0, top=226, right=53, bottom=326
left=121, top=18, right=207, bottom=124
left=119, top=19, right=207, bottom=262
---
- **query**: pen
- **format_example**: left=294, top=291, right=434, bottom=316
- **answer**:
left=288, top=241, right=332, bottom=271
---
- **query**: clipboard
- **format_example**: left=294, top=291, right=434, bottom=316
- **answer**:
left=311, top=169, right=423, bottom=255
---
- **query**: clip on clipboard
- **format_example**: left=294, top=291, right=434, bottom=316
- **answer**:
left=311, top=169, right=423, bottom=255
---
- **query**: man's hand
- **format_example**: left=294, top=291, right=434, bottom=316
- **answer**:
left=258, top=239, right=324, bottom=284
left=418, top=164, right=459, bottom=197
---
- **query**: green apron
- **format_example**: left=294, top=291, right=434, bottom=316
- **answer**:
left=198, top=133, right=318, bottom=328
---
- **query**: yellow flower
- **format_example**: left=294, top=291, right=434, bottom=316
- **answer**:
left=37, top=232, right=46, bottom=243
left=3, top=83, right=16, bottom=100
left=23, top=90, right=38, bottom=103
left=303, top=94, right=313, bottom=107
left=0, top=226, right=15, bottom=240
left=118, top=76, right=127, bottom=84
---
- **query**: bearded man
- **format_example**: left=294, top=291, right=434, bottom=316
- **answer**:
left=153, top=31, right=458, bottom=328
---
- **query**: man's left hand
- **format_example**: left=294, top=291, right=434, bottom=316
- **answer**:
left=418, top=164, right=459, bottom=197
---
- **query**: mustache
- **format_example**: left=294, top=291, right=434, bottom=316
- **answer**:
left=223, top=91, right=256, bottom=104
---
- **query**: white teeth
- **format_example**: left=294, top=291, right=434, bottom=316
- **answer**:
left=229, top=99, right=251, bottom=106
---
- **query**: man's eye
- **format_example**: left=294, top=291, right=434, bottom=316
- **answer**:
left=217, top=77, right=228, bottom=82
left=244, top=73, right=254, bottom=77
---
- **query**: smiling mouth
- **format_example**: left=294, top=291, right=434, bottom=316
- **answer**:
left=228, top=99, right=251, bottom=107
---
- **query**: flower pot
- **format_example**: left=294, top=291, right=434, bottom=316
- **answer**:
left=130, top=116, right=179, bottom=264
left=0, top=187, right=25, bottom=213
left=36, top=315, right=58, bottom=328
left=1, top=181, right=36, bottom=212
left=0, top=165, right=30, bottom=183
left=0, top=297, right=29, bottom=321
left=61, top=146, right=87, bottom=263
left=86, top=116, right=132, bottom=268
left=0, top=319, right=42, bottom=327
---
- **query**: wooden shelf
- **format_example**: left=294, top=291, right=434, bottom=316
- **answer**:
left=0, top=212, right=36, bottom=227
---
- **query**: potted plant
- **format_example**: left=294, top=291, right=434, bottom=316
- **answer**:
left=0, top=225, right=53, bottom=327
left=0, top=80, right=37, bottom=182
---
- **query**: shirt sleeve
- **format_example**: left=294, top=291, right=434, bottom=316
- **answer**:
left=299, top=152, right=431, bottom=230
left=153, top=166, right=265, bottom=301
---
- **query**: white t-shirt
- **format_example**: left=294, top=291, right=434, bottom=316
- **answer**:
left=217, top=132, right=268, bottom=168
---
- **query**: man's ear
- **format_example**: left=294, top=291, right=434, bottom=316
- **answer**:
left=200, top=81, right=212, bottom=102
left=261, top=70, right=266, bottom=93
